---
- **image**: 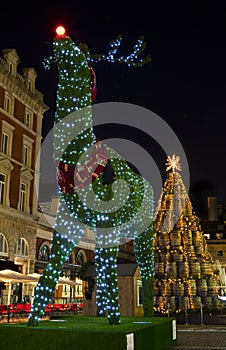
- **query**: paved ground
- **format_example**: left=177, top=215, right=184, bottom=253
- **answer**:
left=168, top=324, right=226, bottom=350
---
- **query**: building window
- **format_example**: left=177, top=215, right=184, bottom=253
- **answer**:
left=19, top=168, right=33, bottom=213
left=22, top=145, right=29, bottom=166
left=0, top=233, right=8, bottom=257
left=38, top=244, right=50, bottom=261
left=28, top=79, right=33, bottom=91
left=1, top=133, right=8, bottom=155
left=0, top=173, right=6, bottom=204
left=19, top=183, right=26, bottom=211
left=137, top=280, right=143, bottom=306
left=24, top=109, right=33, bottom=129
left=75, top=279, right=83, bottom=298
left=216, top=233, right=223, bottom=240
left=4, top=93, right=13, bottom=115
left=8, top=62, right=13, bottom=74
left=22, top=134, right=33, bottom=167
left=1, top=121, right=15, bottom=157
left=217, top=250, right=223, bottom=257
left=76, top=250, right=86, bottom=267
left=14, top=238, right=28, bottom=257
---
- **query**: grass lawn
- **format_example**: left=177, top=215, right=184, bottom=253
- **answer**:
left=0, top=315, right=177, bottom=350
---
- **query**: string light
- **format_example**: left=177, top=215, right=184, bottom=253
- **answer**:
left=28, top=26, right=154, bottom=326
left=153, top=156, right=221, bottom=314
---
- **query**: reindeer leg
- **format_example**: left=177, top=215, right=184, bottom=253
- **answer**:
left=95, top=245, right=120, bottom=325
left=28, top=230, right=74, bottom=326
left=95, top=247, right=107, bottom=317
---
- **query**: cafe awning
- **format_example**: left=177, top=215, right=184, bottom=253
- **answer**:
left=27, top=273, right=77, bottom=286
left=0, top=269, right=38, bottom=304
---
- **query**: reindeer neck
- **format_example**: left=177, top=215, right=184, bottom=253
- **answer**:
left=54, top=36, right=93, bottom=122
left=53, top=36, right=96, bottom=165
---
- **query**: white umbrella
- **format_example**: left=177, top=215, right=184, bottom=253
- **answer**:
left=0, top=269, right=37, bottom=305
left=0, top=269, right=37, bottom=283
left=27, top=273, right=76, bottom=286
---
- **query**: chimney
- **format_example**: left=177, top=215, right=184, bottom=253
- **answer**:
left=208, top=197, right=217, bottom=221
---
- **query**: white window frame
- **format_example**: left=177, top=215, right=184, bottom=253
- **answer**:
left=0, top=232, right=8, bottom=257
left=22, top=145, right=29, bottom=166
left=14, top=237, right=28, bottom=257
left=0, top=159, right=13, bottom=206
left=137, top=280, right=143, bottom=306
left=19, top=182, right=26, bottom=211
left=0, top=173, right=6, bottom=205
left=1, top=120, right=14, bottom=157
left=18, top=169, right=33, bottom=212
left=22, top=134, right=34, bottom=167
left=24, top=108, right=33, bottom=129
left=8, top=61, right=13, bottom=74
left=4, top=92, right=14, bottom=115
left=1, top=132, right=8, bottom=155
left=27, top=78, right=33, bottom=92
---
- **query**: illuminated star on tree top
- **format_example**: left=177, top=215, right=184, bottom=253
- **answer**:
left=165, top=155, right=182, bottom=172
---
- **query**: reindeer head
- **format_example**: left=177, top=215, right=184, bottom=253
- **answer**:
left=43, top=25, right=151, bottom=123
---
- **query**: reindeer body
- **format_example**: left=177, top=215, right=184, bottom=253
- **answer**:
left=28, top=30, right=154, bottom=326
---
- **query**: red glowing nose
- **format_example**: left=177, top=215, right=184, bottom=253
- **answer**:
left=56, top=26, right=66, bottom=37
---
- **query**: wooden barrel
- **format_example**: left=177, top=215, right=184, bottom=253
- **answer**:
left=182, top=231, right=193, bottom=246
left=166, top=262, right=177, bottom=279
left=190, top=262, right=201, bottom=278
left=193, top=296, right=202, bottom=308
left=154, top=251, right=160, bottom=262
left=153, top=296, right=162, bottom=308
left=200, top=262, right=212, bottom=276
left=207, top=278, right=218, bottom=297
left=170, top=230, right=181, bottom=248
left=169, top=296, right=176, bottom=311
left=203, top=296, right=213, bottom=309
left=178, top=262, right=189, bottom=279
left=197, top=279, right=207, bottom=296
left=160, top=282, right=171, bottom=295
left=195, top=245, right=204, bottom=255
left=183, top=296, right=189, bottom=309
left=154, top=284, right=160, bottom=296
left=212, top=296, right=222, bottom=310
left=189, top=296, right=196, bottom=309
left=155, top=262, right=165, bottom=274
left=160, top=252, right=168, bottom=262
left=171, top=251, right=184, bottom=262
left=184, top=279, right=196, bottom=296
left=159, top=232, right=169, bottom=248
left=153, top=296, right=164, bottom=310
left=185, top=245, right=196, bottom=259
left=178, top=296, right=189, bottom=310
left=172, top=281, right=184, bottom=296
left=193, top=231, right=203, bottom=246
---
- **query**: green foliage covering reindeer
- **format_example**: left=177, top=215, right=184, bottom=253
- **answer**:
left=28, top=26, right=154, bottom=326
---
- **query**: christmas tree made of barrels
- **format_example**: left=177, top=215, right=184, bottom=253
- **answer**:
left=154, top=155, right=221, bottom=314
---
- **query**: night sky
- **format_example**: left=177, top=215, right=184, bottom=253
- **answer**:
left=0, top=1, right=225, bottom=214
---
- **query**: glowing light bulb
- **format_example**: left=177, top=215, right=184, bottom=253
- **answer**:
left=56, top=26, right=66, bottom=37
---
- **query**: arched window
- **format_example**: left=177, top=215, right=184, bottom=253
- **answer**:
left=66, top=250, right=75, bottom=265
left=0, top=232, right=8, bottom=257
left=76, top=249, right=86, bottom=267
left=38, top=243, right=50, bottom=261
left=14, top=238, right=28, bottom=257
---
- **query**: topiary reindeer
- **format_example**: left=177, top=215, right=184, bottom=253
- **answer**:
left=28, top=26, right=154, bottom=326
